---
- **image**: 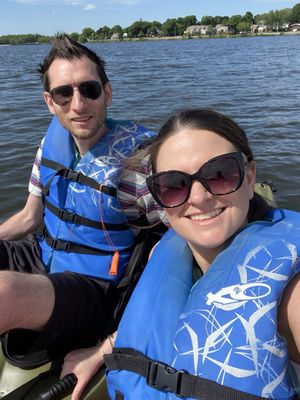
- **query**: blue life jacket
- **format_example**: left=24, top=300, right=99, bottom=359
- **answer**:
left=106, top=209, right=300, bottom=398
left=39, top=116, right=155, bottom=282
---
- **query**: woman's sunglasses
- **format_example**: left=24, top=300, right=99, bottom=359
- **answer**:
left=146, top=152, right=246, bottom=208
left=50, top=80, right=102, bottom=106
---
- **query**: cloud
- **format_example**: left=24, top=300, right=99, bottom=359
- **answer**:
left=9, top=0, right=156, bottom=5
left=7, top=0, right=157, bottom=10
left=65, top=0, right=79, bottom=5
left=83, top=3, right=96, bottom=10
left=8, top=0, right=65, bottom=4
left=8, top=0, right=80, bottom=4
left=104, top=0, right=157, bottom=4
left=9, top=0, right=48, bottom=3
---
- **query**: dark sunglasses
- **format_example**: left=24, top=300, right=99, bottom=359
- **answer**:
left=146, top=152, right=246, bottom=208
left=50, top=80, right=102, bottom=106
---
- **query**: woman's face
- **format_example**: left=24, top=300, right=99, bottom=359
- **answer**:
left=155, top=128, right=256, bottom=263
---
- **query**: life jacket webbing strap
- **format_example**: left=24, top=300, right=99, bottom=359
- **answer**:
left=105, top=348, right=268, bottom=400
left=41, top=157, right=117, bottom=196
left=44, top=199, right=128, bottom=231
left=43, top=227, right=113, bottom=255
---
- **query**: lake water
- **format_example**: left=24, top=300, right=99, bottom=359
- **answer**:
left=0, top=35, right=299, bottom=221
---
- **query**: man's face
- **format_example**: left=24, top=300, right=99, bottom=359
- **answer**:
left=44, top=56, right=112, bottom=149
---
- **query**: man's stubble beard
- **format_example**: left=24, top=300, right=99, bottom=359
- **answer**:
left=70, top=115, right=106, bottom=141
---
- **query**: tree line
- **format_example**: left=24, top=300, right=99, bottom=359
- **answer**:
left=1, top=3, right=300, bottom=45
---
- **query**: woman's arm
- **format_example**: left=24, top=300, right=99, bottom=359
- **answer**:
left=278, top=273, right=300, bottom=364
left=60, top=333, right=116, bottom=400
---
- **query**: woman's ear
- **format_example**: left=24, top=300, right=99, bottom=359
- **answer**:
left=246, top=161, right=256, bottom=199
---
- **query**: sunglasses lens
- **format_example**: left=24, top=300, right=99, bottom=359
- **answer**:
left=150, top=172, right=190, bottom=208
left=201, top=156, right=242, bottom=194
left=80, top=81, right=102, bottom=100
left=51, top=85, right=73, bottom=105
left=50, top=81, right=102, bottom=105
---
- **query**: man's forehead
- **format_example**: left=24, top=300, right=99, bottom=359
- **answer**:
left=47, top=56, right=99, bottom=87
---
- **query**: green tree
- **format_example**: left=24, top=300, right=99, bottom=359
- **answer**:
left=126, top=20, right=151, bottom=38
left=206, top=25, right=215, bottom=35
left=255, top=13, right=268, bottom=25
left=290, top=3, right=300, bottom=22
left=279, top=8, right=292, bottom=24
left=82, top=27, right=95, bottom=40
left=148, top=21, right=163, bottom=36
left=96, top=26, right=111, bottom=39
left=110, top=25, right=123, bottom=38
left=111, top=25, right=123, bottom=35
left=237, top=21, right=251, bottom=33
left=243, top=11, right=254, bottom=23
left=69, top=32, right=79, bottom=41
left=162, top=18, right=180, bottom=36
left=221, top=16, right=229, bottom=25
left=214, top=15, right=228, bottom=25
left=78, top=34, right=87, bottom=43
left=266, top=10, right=284, bottom=31
left=200, top=15, right=215, bottom=26
left=177, top=15, right=197, bottom=30
left=227, top=14, right=242, bottom=30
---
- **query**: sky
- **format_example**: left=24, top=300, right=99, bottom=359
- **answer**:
left=0, top=0, right=298, bottom=36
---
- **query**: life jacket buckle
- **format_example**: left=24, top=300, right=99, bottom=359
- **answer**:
left=63, top=168, right=80, bottom=182
left=50, top=238, right=71, bottom=252
left=58, top=209, right=77, bottom=224
left=147, top=360, right=185, bottom=397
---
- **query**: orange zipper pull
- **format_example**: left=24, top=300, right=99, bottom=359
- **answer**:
left=109, top=250, right=119, bottom=275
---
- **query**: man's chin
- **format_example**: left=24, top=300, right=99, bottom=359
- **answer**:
left=71, top=129, right=96, bottom=141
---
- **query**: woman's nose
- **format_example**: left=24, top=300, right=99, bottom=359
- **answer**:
left=188, top=181, right=213, bottom=206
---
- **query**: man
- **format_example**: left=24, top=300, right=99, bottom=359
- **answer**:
left=0, top=33, right=159, bottom=364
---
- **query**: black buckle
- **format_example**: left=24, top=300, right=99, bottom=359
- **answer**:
left=58, top=209, right=77, bottom=223
left=63, top=168, right=80, bottom=182
left=41, top=187, right=50, bottom=196
left=147, top=361, right=185, bottom=396
left=50, top=238, right=71, bottom=252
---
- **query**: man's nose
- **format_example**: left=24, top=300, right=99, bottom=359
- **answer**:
left=70, top=88, right=86, bottom=110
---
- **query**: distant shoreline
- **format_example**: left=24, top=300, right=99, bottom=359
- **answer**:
left=1, top=31, right=299, bottom=46
left=112, top=31, right=300, bottom=41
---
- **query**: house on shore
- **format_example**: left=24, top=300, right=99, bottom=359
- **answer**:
left=251, top=24, right=268, bottom=33
left=184, top=25, right=209, bottom=35
left=215, top=24, right=235, bottom=34
left=290, top=23, right=300, bottom=31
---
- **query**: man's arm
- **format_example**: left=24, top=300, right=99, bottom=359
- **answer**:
left=0, top=192, right=44, bottom=240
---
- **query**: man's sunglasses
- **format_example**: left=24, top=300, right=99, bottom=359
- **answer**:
left=146, top=152, right=246, bottom=208
left=50, top=80, right=102, bottom=106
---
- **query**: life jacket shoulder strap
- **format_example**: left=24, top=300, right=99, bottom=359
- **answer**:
left=105, top=348, right=268, bottom=400
left=41, top=157, right=116, bottom=197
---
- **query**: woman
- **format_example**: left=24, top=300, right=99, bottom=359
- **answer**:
left=62, top=108, right=300, bottom=399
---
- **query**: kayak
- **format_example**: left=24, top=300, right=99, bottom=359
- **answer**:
left=0, top=344, right=108, bottom=399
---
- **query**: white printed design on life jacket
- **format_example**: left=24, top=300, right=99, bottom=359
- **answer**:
left=172, top=237, right=298, bottom=398
left=66, top=121, right=154, bottom=212
left=206, top=282, right=271, bottom=307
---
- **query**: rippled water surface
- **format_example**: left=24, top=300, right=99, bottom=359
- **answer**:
left=0, top=36, right=299, bottom=220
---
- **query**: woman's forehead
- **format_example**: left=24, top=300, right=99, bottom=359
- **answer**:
left=156, top=128, right=236, bottom=171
